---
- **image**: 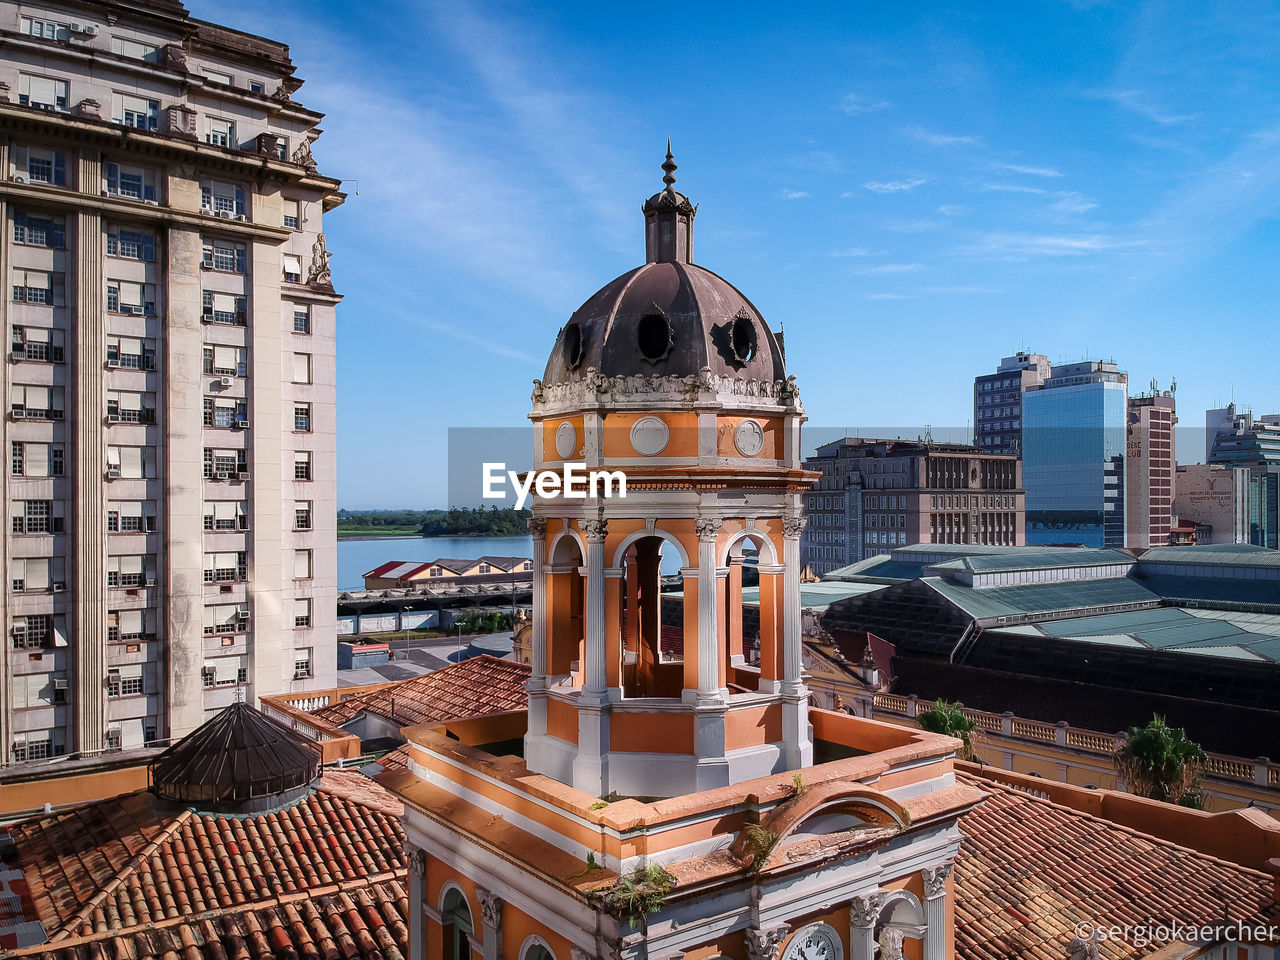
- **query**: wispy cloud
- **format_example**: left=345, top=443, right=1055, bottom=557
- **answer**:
left=828, top=247, right=873, bottom=258
left=922, top=285, right=1004, bottom=295
left=904, top=125, right=981, bottom=147
left=857, top=262, right=923, bottom=275
left=782, top=189, right=811, bottom=200
left=409, top=316, right=544, bottom=364
left=1087, top=88, right=1198, bottom=125
left=995, top=162, right=1064, bottom=177
left=883, top=217, right=945, bottom=233
left=936, top=204, right=969, bottom=216
left=1050, top=192, right=1099, bottom=214
left=863, top=177, right=929, bottom=194
left=981, top=182, right=1049, bottom=194
left=960, top=232, right=1141, bottom=259
left=865, top=293, right=911, bottom=300
left=839, top=93, right=893, bottom=115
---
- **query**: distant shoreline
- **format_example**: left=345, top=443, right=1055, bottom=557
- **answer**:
left=337, top=532, right=533, bottom=542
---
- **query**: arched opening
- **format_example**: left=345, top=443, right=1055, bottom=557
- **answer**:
left=619, top=535, right=682, bottom=698
left=546, top=535, right=585, bottom=680
left=874, top=894, right=927, bottom=960
left=520, top=939, right=556, bottom=960
left=441, top=887, right=474, bottom=960
left=721, top=531, right=777, bottom=687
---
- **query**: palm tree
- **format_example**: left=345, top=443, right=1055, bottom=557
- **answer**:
left=917, top=700, right=980, bottom=762
left=1114, top=715, right=1207, bottom=808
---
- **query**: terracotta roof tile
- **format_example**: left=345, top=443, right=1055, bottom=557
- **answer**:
left=312, top=655, right=529, bottom=727
left=956, top=773, right=1279, bottom=960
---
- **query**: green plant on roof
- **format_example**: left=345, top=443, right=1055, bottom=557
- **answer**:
left=917, top=700, right=981, bottom=762
left=1114, top=714, right=1207, bottom=809
left=741, top=822, right=781, bottom=872
left=791, top=772, right=807, bottom=798
left=586, top=864, right=676, bottom=931
left=590, top=800, right=609, bottom=810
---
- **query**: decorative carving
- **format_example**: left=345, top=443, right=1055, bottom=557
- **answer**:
left=1066, top=935, right=1101, bottom=960
left=291, top=138, right=318, bottom=172
left=568, top=948, right=593, bottom=960
left=528, top=366, right=801, bottom=414
left=744, top=925, right=790, bottom=960
left=476, top=886, right=503, bottom=930
left=164, top=43, right=188, bottom=69
left=307, top=233, right=333, bottom=286
left=73, top=98, right=101, bottom=119
left=581, top=519, right=608, bottom=543
left=781, top=516, right=807, bottom=538
left=734, top=418, right=765, bottom=457
left=0, top=81, right=11, bottom=103
left=922, top=861, right=953, bottom=899
left=272, top=84, right=293, bottom=103
left=878, top=927, right=905, bottom=960
left=630, top=416, right=670, bottom=456
left=695, top=517, right=722, bottom=542
left=405, top=845, right=426, bottom=880
left=526, top=517, right=548, bottom=539
left=849, top=892, right=885, bottom=928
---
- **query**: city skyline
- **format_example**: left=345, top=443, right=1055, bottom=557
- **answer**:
left=191, top=0, right=1280, bottom=508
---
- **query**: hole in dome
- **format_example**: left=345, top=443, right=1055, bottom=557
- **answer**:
left=637, top=313, right=673, bottom=364
left=563, top=322, right=584, bottom=370
left=730, top=313, right=758, bottom=364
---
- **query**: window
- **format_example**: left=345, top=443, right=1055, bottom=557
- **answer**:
left=202, top=291, right=246, bottom=325
left=204, top=69, right=234, bottom=85
left=294, top=501, right=312, bottom=530
left=112, top=93, right=159, bottom=130
left=13, top=212, right=65, bottom=248
left=107, top=336, right=156, bottom=370
left=282, top=199, right=300, bottom=229
left=294, top=403, right=311, bottom=432
left=11, top=442, right=63, bottom=477
left=106, top=279, right=155, bottom=315
left=107, top=501, right=157, bottom=533
left=106, top=554, right=154, bottom=588
left=22, top=16, right=69, bottom=40
left=11, top=557, right=64, bottom=593
left=292, top=304, right=311, bottom=334
left=12, top=614, right=66, bottom=649
left=282, top=254, right=302, bottom=283
left=11, top=500, right=64, bottom=534
left=11, top=269, right=63, bottom=305
left=203, top=448, right=247, bottom=479
left=294, top=598, right=312, bottom=629
left=292, top=352, right=312, bottom=384
left=106, top=445, right=157, bottom=479
left=18, top=73, right=68, bottom=111
left=107, top=609, right=154, bottom=643
left=10, top=385, right=65, bottom=420
left=103, top=162, right=157, bottom=201
left=275, top=137, right=289, bottom=161
left=202, top=396, right=247, bottom=428
left=203, top=551, right=247, bottom=583
left=249, top=80, right=265, bottom=94
left=106, top=227, right=156, bottom=261
left=294, top=549, right=313, bottom=580
left=11, top=146, right=68, bottom=186
left=203, top=604, right=247, bottom=637
left=202, top=237, right=247, bottom=272
left=203, top=500, right=248, bottom=531
left=293, top=450, right=312, bottom=481
left=203, top=345, right=246, bottom=376
left=200, top=181, right=245, bottom=216
left=203, top=655, right=247, bottom=687
left=107, top=667, right=144, bottom=697
left=294, top=648, right=313, bottom=679
left=206, top=117, right=236, bottom=148
left=111, top=37, right=161, bottom=61
left=12, top=326, right=65, bottom=363
left=107, top=391, right=156, bottom=424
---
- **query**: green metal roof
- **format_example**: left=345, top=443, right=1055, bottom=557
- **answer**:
left=1140, top=544, right=1280, bottom=567
left=742, top=580, right=887, bottom=611
left=922, top=574, right=1160, bottom=622
left=928, top=548, right=1134, bottom=575
left=1031, top=606, right=1280, bottom=662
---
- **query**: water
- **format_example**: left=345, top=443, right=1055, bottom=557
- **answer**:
left=338, top=535, right=533, bottom=591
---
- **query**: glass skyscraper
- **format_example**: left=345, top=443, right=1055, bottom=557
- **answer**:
left=1022, top=362, right=1129, bottom=548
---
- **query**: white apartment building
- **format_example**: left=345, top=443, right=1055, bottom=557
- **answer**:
left=0, top=0, right=342, bottom=764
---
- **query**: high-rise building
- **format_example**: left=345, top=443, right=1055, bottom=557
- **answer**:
left=0, top=0, right=343, bottom=764
left=1125, top=390, right=1176, bottom=548
left=1022, top=361, right=1128, bottom=547
left=1205, top=404, right=1280, bottom=548
left=1173, top=464, right=1249, bottom=544
left=972, top=351, right=1050, bottom=454
left=801, top=438, right=1024, bottom=573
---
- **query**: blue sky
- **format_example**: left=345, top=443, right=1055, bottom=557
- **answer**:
left=197, top=0, right=1280, bottom=508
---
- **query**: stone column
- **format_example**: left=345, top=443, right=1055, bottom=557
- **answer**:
left=526, top=519, right=548, bottom=742
left=406, top=845, right=426, bottom=960
left=695, top=517, right=722, bottom=698
left=573, top=519, right=609, bottom=795
left=744, top=924, right=790, bottom=960
left=475, top=887, right=503, bottom=960
left=780, top=515, right=812, bottom=768
left=849, top=893, right=884, bottom=960
left=922, top=862, right=952, bottom=960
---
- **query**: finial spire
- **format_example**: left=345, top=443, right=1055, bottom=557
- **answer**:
left=662, top=138, right=677, bottom=188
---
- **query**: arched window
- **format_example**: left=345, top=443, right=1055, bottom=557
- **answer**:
left=441, top=886, right=473, bottom=960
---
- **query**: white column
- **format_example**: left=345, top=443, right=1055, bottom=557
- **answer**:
left=849, top=893, right=884, bottom=960
left=573, top=519, right=609, bottom=796
left=406, top=846, right=426, bottom=960
left=526, top=518, right=548, bottom=742
left=475, top=887, right=503, bottom=960
left=695, top=517, right=722, bottom=698
left=744, top=924, right=790, bottom=960
left=922, top=863, right=952, bottom=960
left=780, top=515, right=812, bottom=769
left=582, top=520, right=607, bottom=694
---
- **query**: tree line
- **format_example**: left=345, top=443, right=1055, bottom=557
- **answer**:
left=337, top=506, right=531, bottom=537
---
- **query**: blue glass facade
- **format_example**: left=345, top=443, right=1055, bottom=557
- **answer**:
left=1023, top=379, right=1128, bottom=547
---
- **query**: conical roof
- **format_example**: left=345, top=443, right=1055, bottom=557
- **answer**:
left=149, top=701, right=321, bottom=811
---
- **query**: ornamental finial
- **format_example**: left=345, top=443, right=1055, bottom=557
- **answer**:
left=662, top=138, right=677, bottom=188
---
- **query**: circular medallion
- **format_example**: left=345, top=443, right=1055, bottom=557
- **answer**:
left=630, top=416, right=670, bottom=456
left=780, top=923, right=843, bottom=960
left=555, top=421, right=577, bottom=459
left=734, top=419, right=765, bottom=457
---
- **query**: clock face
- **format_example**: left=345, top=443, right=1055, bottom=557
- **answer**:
left=781, top=923, right=843, bottom=960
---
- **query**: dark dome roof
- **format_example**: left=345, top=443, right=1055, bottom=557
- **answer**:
left=543, top=260, right=786, bottom=385
left=149, top=701, right=321, bottom=812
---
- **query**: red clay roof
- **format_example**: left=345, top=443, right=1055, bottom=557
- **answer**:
left=0, top=772, right=407, bottom=960
left=313, top=655, right=530, bottom=727
left=956, top=772, right=1279, bottom=960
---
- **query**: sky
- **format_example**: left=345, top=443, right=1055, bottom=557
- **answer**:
left=195, top=0, right=1280, bottom=508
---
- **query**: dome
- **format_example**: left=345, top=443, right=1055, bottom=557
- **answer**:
left=149, top=701, right=321, bottom=812
left=541, top=144, right=787, bottom=386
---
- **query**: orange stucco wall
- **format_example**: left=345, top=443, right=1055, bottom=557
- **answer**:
left=715, top=415, right=783, bottom=461
left=0, top=762, right=149, bottom=817
left=725, top=703, right=782, bottom=752
left=541, top=415, right=586, bottom=463
left=601, top=411, right=700, bottom=459
left=546, top=697, right=578, bottom=744
left=611, top=711, right=694, bottom=754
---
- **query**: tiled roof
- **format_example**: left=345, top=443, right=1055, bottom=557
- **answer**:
left=956, top=773, right=1279, bottom=960
left=0, top=772, right=407, bottom=960
left=362, top=561, right=432, bottom=581
left=312, top=655, right=530, bottom=727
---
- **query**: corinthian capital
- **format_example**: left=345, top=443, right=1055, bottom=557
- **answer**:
left=744, top=925, right=790, bottom=960
left=527, top=516, right=548, bottom=539
left=849, top=892, right=885, bottom=928
left=581, top=518, right=608, bottom=543
left=476, top=886, right=503, bottom=929
left=782, top=515, right=807, bottom=539
left=695, top=516, right=723, bottom=542
left=922, top=861, right=953, bottom=899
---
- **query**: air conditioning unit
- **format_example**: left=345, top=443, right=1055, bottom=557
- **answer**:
left=237, top=470, right=251, bottom=481
left=143, top=199, right=158, bottom=206
left=13, top=174, right=28, bottom=184
left=52, top=582, right=65, bottom=593
left=105, top=466, right=121, bottom=479
left=235, top=419, right=249, bottom=429
left=200, top=315, right=214, bottom=324
left=10, top=410, right=25, bottom=420
left=52, top=678, right=68, bottom=690
left=85, top=24, right=100, bottom=36
left=216, top=210, right=233, bottom=219
left=214, top=471, right=230, bottom=480
left=106, top=414, right=122, bottom=423
left=237, top=609, right=250, bottom=621
left=106, top=359, right=122, bottom=368
left=293, top=670, right=310, bottom=680
left=145, top=578, right=156, bottom=587
left=219, top=376, right=234, bottom=387
left=234, top=214, right=247, bottom=222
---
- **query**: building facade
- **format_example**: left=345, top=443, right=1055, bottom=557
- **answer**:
left=1022, top=360, right=1128, bottom=547
left=801, top=438, right=1024, bottom=573
left=1124, top=389, right=1176, bottom=548
left=1173, top=464, right=1249, bottom=545
left=0, top=0, right=342, bottom=763
left=1205, top=404, right=1280, bottom=548
left=972, top=351, right=1049, bottom=454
